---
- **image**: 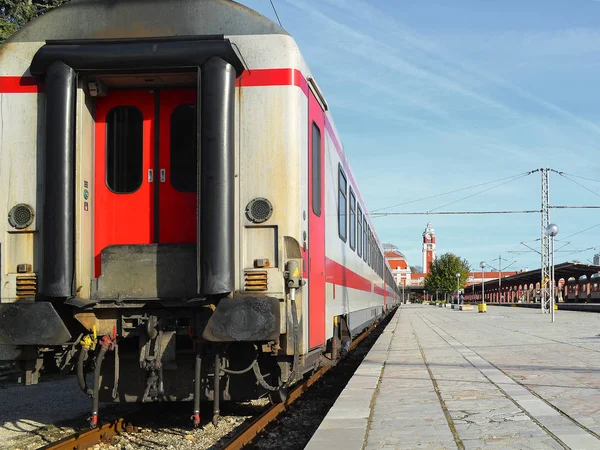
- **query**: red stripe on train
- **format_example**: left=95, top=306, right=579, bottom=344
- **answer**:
left=236, top=68, right=309, bottom=96
left=325, top=257, right=382, bottom=295
left=374, top=284, right=386, bottom=297
left=0, top=76, right=39, bottom=93
left=0, top=68, right=309, bottom=94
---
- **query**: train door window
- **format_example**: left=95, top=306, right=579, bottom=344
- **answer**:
left=338, top=166, right=347, bottom=242
left=349, top=189, right=356, bottom=251
left=106, top=106, right=143, bottom=193
left=312, top=122, right=322, bottom=216
left=363, top=217, right=368, bottom=262
left=357, top=207, right=363, bottom=257
left=170, top=104, right=197, bottom=192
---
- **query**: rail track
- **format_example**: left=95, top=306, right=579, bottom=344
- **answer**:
left=39, top=310, right=392, bottom=450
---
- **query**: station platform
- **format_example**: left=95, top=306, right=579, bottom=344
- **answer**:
left=305, top=304, right=600, bottom=449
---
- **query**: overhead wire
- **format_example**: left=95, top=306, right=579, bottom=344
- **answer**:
left=563, top=247, right=597, bottom=256
left=559, top=172, right=600, bottom=183
left=556, top=172, right=600, bottom=198
left=269, top=0, right=283, bottom=27
left=372, top=209, right=540, bottom=216
left=428, top=171, right=533, bottom=213
left=370, top=167, right=597, bottom=266
left=556, top=222, right=600, bottom=241
left=371, top=171, right=533, bottom=212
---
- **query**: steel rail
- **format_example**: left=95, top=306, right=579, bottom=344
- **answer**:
left=39, top=417, right=135, bottom=450
left=40, top=311, right=390, bottom=450
left=222, top=319, right=380, bottom=450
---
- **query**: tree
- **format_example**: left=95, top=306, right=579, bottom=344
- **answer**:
left=1, top=0, right=71, bottom=44
left=424, top=253, right=470, bottom=296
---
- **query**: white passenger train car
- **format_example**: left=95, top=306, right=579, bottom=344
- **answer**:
left=0, top=0, right=398, bottom=424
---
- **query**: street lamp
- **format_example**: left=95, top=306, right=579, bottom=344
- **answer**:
left=547, top=223, right=559, bottom=323
left=401, top=282, right=405, bottom=304
left=456, top=273, right=460, bottom=305
left=480, top=261, right=486, bottom=311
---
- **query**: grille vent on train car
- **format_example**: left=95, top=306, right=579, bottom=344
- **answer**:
left=245, top=198, right=273, bottom=224
left=16, top=275, right=37, bottom=297
left=244, top=270, right=268, bottom=291
left=8, top=204, right=34, bottom=230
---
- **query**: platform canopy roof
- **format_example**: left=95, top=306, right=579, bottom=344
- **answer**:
left=470, top=262, right=600, bottom=293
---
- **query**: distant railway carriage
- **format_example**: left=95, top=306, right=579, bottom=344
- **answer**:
left=0, top=0, right=399, bottom=425
left=577, top=275, right=589, bottom=302
left=565, top=277, right=578, bottom=303
left=590, top=273, right=600, bottom=303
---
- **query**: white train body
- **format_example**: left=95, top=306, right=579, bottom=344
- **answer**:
left=0, top=0, right=398, bottom=404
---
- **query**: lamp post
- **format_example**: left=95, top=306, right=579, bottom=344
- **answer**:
left=480, top=261, right=486, bottom=305
left=547, top=223, right=559, bottom=323
left=456, top=273, right=460, bottom=305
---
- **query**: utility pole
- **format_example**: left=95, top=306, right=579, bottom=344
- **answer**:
left=540, top=168, right=550, bottom=314
left=499, top=255, right=502, bottom=290
left=499, top=255, right=502, bottom=301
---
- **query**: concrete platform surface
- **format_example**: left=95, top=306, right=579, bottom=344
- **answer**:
left=306, top=304, right=600, bottom=449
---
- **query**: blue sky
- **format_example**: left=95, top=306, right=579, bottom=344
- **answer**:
left=241, top=0, right=600, bottom=272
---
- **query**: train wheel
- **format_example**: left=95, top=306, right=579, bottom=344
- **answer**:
left=268, top=388, right=289, bottom=405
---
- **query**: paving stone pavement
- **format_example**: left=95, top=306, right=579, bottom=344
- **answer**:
left=305, top=304, right=600, bottom=449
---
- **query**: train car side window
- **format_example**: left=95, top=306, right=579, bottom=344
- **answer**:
left=363, top=217, right=368, bottom=262
left=312, top=122, right=322, bottom=216
left=349, top=189, right=356, bottom=251
left=368, top=227, right=371, bottom=267
left=357, top=207, right=363, bottom=257
left=170, top=104, right=197, bottom=192
left=338, top=166, right=347, bottom=242
left=371, top=230, right=375, bottom=269
left=368, top=230, right=372, bottom=267
left=367, top=225, right=372, bottom=267
left=106, top=106, right=143, bottom=193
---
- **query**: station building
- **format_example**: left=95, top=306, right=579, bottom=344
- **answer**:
left=384, top=222, right=518, bottom=291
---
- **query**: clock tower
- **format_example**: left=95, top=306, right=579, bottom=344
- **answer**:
left=422, top=222, right=436, bottom=275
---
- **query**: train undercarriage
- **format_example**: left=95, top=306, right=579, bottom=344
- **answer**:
left=6, top=274, right=355, bottom=428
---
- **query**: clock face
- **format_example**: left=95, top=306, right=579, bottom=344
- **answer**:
left=425, top=234, right=431, bottom=240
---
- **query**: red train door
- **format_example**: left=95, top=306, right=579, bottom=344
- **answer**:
left=94, top=91, right=155, bottom=276
left=158, top=89, right=197, bottom=243
left=308, top=91, right=325, bottom=349
left=95, top=89, right=197, bottom=277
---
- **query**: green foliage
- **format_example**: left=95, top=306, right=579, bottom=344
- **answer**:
left=424, top=253, right=471, bottom=294
left=0, top=0, right=71, bottom=44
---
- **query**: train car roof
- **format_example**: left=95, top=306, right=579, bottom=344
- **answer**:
left=4, top=0, right=288, bottom=44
